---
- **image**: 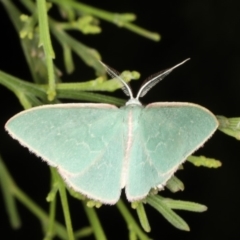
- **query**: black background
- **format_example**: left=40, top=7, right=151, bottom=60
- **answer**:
left=1, top=1, right=240, bottom=239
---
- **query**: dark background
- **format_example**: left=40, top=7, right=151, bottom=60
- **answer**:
left=1, top=0, right=240, bottom=239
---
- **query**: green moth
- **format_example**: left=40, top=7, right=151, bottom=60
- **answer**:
left=5, top=59, right=218, bottom=204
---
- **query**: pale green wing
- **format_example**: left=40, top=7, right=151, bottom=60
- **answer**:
left=125, top=102, right=218, bottom=201
left=5, top=103, right=124, bottom=204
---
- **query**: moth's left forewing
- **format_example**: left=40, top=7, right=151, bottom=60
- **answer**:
left=144, top=102, right=218, bottom=173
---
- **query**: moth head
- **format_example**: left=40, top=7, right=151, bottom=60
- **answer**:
left=99, top=59, right=190, bottom=106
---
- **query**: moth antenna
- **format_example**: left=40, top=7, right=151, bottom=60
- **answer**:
left=136, top=58, right=190, bottom=100
left=99, top=61, right=134, bottom=99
